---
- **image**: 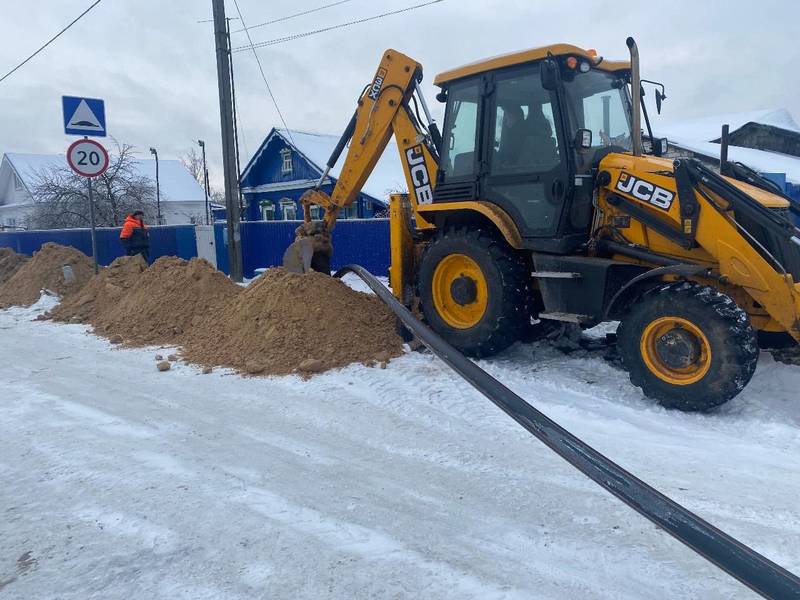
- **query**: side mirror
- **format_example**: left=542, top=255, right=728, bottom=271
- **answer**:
left=541, top=58, right=559, bottom=91
left=436, top=89, right=448, bottom=103
left=655, top=91, right=663, bottom=114
left=653, top=137, right=668, bottom=157
left=574, top=128, right=592, bottom=153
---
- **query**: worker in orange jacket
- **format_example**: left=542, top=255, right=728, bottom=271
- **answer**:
left=120, top=210, right=150, bottom=262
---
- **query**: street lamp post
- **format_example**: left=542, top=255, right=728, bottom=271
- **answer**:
left=198, top=139, right=210, bottom=225
left=149, top=146, right=161, bottom=225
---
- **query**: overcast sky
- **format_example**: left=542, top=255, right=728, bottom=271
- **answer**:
left=1, top=0, right=798, bottom=188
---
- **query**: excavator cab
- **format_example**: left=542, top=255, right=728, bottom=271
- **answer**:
left=432, top=48, right=634, bottom=253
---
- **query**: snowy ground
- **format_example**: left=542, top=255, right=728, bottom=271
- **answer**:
left=1, top=289, right=799, bottom=599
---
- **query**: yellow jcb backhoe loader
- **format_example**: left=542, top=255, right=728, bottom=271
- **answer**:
left=283, top=38, right=800, bottom=411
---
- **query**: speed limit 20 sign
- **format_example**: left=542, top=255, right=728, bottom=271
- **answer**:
left=67, top=139, right=109, bottom=178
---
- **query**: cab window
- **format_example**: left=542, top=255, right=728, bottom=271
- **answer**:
left=563, top=70, right=632, bottom=156
left=440, top=80, right=480, bottom=179
left=490, top=71, right=560, bottom=176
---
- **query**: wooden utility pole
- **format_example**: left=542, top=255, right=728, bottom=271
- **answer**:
left=211, top=0, right=243, bottom=282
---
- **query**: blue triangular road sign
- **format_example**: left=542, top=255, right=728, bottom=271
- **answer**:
left=62, top=96, right=106, bottom=137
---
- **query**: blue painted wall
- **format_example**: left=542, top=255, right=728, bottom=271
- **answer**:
left=240, top=134, right=320, bottom=189
left=214, top=219, right=390, bottom=279
left=0, top=225, right=198, bottom=265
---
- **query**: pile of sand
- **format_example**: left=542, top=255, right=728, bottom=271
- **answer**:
left=0, top=243, right=93, bottom=308
left=91, top=256, right=241, bottom=346
left=182, top=268, right=403, bottom=376
left=47, top=254, right=148, bottom=324
left=0, top=248, right=29, bottom=286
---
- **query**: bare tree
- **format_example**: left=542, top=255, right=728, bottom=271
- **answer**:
left=28, top=141, right=158, bottom=229
left=181, top=147, right=205, bottom=187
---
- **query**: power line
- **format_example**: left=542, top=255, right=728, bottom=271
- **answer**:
left=231, top=0, right=296, bottom=146
left=232, top=0, right=354, bottom=34
left=0, top=0, right=104, bottom=84
left=231, top=0, right=444, bottom=53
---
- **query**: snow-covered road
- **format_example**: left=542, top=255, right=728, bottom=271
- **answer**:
left=1, top=295, right=799, bottom=599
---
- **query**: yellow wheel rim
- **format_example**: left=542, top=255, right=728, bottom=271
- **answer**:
left=431, top=253, right=488, bottom=329
left=640, top=317, right=712, bottom=385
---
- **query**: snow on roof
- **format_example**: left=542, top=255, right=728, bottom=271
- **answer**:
left=667, top=138, right=800, bottom=184
left=244, top=129, right=408, bottom=203
left=657, top=108, right=800, bottom=143
left=3, top=153, right=204, bottom=202
left=656, top=109, right=800, bottom=185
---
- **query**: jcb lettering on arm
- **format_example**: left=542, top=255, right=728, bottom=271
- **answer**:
left=406, top=145, right=433, bottom=205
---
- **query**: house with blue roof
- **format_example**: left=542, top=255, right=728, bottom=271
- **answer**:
left=238, top=129, right=407, bottom=222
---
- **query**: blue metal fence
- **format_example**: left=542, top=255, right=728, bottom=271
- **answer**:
left=0, top=219, right=391, bottom=279
left=0, top=225, right=198, bottom=266
left=214, top=219, right=390, bottom=278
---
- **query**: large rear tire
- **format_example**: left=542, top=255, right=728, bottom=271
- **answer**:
left=617, top=281, right=759, bottom=411
left=418, top=227, right=530, bottom=357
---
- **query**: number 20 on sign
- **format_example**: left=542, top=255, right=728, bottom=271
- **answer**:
left=67, top=138, right=109, bottom=178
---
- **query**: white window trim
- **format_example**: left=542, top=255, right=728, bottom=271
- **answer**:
left=260, top=203, right=275, bottom=221
left=280, top=198, right=297, bottom=220
left=280, top=148, right=293, bottom=175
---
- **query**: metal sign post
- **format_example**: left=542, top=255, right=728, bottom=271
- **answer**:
left=63, top=95, right=108, bottom=274
left=87, top=176, right=98, bottom=274
left=67, top=138, right=109, bottom=274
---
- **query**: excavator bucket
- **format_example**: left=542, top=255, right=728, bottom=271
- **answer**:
left=282, top=222, right=333, bottom=274
left=282, top=237, right=315, bottom=274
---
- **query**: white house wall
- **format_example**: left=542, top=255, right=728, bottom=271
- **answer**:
left=159, top=201, right=209, bottom=226
left=0, top=203, right=33, bottom=228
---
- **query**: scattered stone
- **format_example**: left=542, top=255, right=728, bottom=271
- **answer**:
left=297, top=358, right=325, bottom=374
left=156, top=361, right=171, bottom=372
left=168, top=354, right=178, bottom=362
left=109, top=334, right=123, bottom=344
left=245, top=360, right=265, bottom=375
left=407, top=339, right=423, bottom=351
left=155, top=354, right=164, bottom=361
left=201, top=366, right=213, bottom=375
left=379, top=361, right=387, bottom=370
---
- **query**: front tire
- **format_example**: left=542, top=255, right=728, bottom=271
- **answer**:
left=418, top=227, right=530, bottom=357
left=617, top=281, right=759, bottom=411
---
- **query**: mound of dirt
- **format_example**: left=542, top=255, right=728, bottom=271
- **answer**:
left=182, top=268, right=403, bottom=376
left=0, top=247, right=29, bottom=286
left=0, top=243, right=93, bottom=308
left=47, top=254, right=148, bottom=324
left=92, top=256, right=241, bottom=346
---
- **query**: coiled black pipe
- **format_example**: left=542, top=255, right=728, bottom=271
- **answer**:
left=335, top=264, right=800, bottom=599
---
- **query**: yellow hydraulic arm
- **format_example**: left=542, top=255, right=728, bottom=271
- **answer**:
left=285, top=49, right=440, bottom=273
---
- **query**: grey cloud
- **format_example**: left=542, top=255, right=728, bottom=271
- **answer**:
left=1, top=0, right=798, bottom=188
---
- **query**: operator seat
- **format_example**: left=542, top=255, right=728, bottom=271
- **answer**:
left=519, top=106, right=558, bottom=168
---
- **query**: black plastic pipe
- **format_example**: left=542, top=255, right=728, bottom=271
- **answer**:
left=335, top=264, right=800, bottom=599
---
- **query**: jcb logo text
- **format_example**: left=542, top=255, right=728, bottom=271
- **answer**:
left=406, top=145, right=433, bottom=205
left=615, top=172, right=675, bottom=210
